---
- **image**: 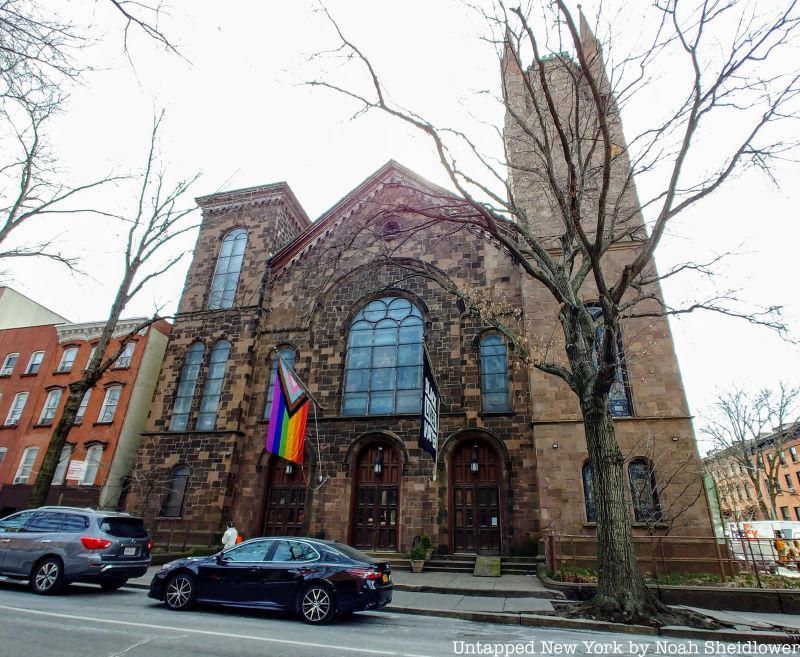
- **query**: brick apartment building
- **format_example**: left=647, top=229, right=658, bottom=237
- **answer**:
left=0, top=292, right=171, bottom=514
left=129, top=20, right=712, bottom=554
left=705, top=424, right=800, bottom=524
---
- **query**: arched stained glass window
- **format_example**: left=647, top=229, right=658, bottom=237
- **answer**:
left=197, top=340, right=231, bottom=431
left=264, top=346, right=296, bottom=418
left=208, top=229, right=248, bottom=310
left=480, top=333, right=510, bottom=412
left=161, top=465, right=190, bottom=517
left=582, top=462, right=597, bottom=522
left=587, top=304, right=632, bottom=417
left=343, top=297, right=424, bottom=416
left=629, top=458, right=661, bottom=523
left=170, top=343, right=205, bottom=432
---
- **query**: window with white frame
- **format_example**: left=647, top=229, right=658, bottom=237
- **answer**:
left=53, top=445, right=73, bottom=485
left=115, top=342, right=135, bottom=368
left=38, top=389, right=62, bottom=424
left=0, top=447, right=7, bottom=467
left=85, top=345, right=97, bottom=370
left=75, top=389, right=91, bottom=424
left=57, top=347, right=78, bottom=373
left=81, top=445, right=103, bottom=485
left=13, top=446, right=38, bottom=484
left=208, top=229, right=248, bottom=310
left=98, top=386, right=122, bottom=423
left=25, top=351, right=44, bottom=374
left=5, top=392, right=28, bottom=425
left=1, top=353, right=18, bottom=376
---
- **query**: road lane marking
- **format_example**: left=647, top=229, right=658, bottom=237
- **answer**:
left=0, top=604, right=436, bottom=657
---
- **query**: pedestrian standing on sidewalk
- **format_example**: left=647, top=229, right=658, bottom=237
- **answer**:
left=221, top=521, right=238, bottom=550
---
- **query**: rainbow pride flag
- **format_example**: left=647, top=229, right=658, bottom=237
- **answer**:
left=265, top=359, right=309, bottom=465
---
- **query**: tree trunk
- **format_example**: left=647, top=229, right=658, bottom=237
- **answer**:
left=582, top=392, right=665, bottom=621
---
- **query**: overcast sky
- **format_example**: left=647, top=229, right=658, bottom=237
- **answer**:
left=3, top=0, right=798, bottom=444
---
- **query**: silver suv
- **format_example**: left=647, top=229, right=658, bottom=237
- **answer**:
left=0, top=506, right=152, bottom=594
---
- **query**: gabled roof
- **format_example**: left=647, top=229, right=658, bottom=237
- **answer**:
left=269, top=160, right=460, bottom=272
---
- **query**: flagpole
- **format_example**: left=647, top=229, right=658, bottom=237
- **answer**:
left=277, top=354, right=325, bottom=410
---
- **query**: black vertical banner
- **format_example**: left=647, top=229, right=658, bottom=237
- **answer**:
left=419, top=345, right=439, bottom=461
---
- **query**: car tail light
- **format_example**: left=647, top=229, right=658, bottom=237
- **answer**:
left=346, top=567, right=382, bottom=580
left=80, top=536, right=112, bottom=550
left=147, top=539, right=154, bottom=551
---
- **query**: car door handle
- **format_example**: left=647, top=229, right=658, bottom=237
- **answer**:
left=39, top=540, right=52, bottom=543
left=0, top=539, right=10, bottom=543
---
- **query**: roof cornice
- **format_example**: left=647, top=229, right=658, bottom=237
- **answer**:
left=195, top=182, right=311, bottom=232
left=55, top=317, right=150, bottom=343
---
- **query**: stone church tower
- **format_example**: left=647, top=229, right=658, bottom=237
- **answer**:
left=129, top=15, right=712, bottom=558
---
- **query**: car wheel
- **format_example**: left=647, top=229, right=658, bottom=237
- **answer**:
left=299, top=583, right=335, bottom=625
left=164, top=573, right=196, bottom=611
left=100, top=578, right=128, bottom=592
left=30, top=557, right=65, bottom=595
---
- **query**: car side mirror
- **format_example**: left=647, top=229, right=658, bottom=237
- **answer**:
left=216, top=553, right=228, bottom=564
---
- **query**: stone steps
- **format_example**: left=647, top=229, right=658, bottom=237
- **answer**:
left=367, top=552, right=544, bottom=574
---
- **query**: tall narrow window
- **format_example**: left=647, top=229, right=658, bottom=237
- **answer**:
left=629, top=458, right=661, bottom=523
left=53, top=445, right=73, bottom=485
left=98, top=385, right=122, bottom=423
left=480, top=333, right=510, bottom=412
left=264, top=346, right=296, bottom=418
left=81, top=445, right=104, bottom=485
left=115, top=342, right=135, bottom=368
left=582, top=462, right=597, bottom=522
left=38, top=389, right=62, bottom=424
left=57, top=347, right=78, bottom=373
left=85, top=345, right=98, bottom=370
left=343, top=297, right=424, bottom=416
left=196, top=340, right=231, bottom=431
left=25, top=351, right=44, bottom=374
left=75, top=389, right=91, bottom=424
left=587, top=304, right=632, bottom=417
left=5, top=392, right=28, bottom=425
left=1, top=353, right=18, bottom=375
left=13, top=446, right=38, bottom=484
left=208, top=229, right=248, bottom=310
left=0, top=447, right=7, bottom=466
left=161, top=465, right=190, bottom=517
left=170, top=343, right=205, bottom=432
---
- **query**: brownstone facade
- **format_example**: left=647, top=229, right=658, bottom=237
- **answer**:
left=130, top=26, right=712, bottom=554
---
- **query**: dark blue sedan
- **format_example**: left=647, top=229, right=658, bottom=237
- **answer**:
left=148, top=537, right=392, bottom=624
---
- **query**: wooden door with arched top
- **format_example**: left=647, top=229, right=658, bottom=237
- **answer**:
left=262, top=458, right=307, bottom=537
left=451, top=441, right=501, bottom=554
left=352, top=442, right=400, bottom=551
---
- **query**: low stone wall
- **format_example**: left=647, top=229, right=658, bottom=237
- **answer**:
left=538, top=566, right=800, bottom=613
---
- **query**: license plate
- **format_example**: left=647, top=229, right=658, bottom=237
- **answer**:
left=123, top=547, right=137, bottom=556
left=381, top=573, right=389, bottom=583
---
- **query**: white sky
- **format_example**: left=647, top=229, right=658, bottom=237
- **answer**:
left=3, top=1, right=798, bottom=444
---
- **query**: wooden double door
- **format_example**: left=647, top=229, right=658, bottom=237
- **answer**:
left=451, top=441, right=502, bottom=554
left=262, top=458, right=307, bottom=537
left=352, top=443, right=399, bottom=551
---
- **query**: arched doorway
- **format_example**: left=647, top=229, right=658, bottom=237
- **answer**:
left=352, top=441, right=400, bottom=551
left=451, top=440, right=501, bottom=554
left=262, top=457, right=308, bottom=537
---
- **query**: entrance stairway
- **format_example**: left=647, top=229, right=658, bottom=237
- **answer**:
left=367, top=552, right=544, bottom=575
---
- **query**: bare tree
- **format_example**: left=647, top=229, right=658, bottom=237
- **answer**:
left=305, top=0, right=800, bottom=625
left=29, top=111, right=199, bottom=508
left=703, top=384, right=800, bottom=522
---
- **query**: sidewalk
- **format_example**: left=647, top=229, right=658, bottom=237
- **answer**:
left=127, top=565, right=800, bottom=636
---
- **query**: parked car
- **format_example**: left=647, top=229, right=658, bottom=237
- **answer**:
left=148, top=537, right=392, bottom=624
left=0, top=506, right=152, bottom=594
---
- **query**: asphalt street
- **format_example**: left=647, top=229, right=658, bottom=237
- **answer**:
left=0, top=581, right=725, bottom=657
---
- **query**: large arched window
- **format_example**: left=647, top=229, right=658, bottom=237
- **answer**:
left=264, top=346, right=296, bottom=418
left=587, top=304, right=632, bottom=417
left=170, top=343, right=206, bottom=432
left=208, top=229, right=248, bottom=310
left=629, top=458, right=661, bottom=523
left=343, top=296, right=424, bottom=416
left=480, top=332, right=510, bottom=412
left=161, top=465, right=190, bottom=517
left=582, top=462, right=597, bottom=522
left=196, top=340, right=231, bottom=431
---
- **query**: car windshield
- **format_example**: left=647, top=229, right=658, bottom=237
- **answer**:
left=100, top=517, right=147, bottom=538
left=328, top=543, right=376, bottom=563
